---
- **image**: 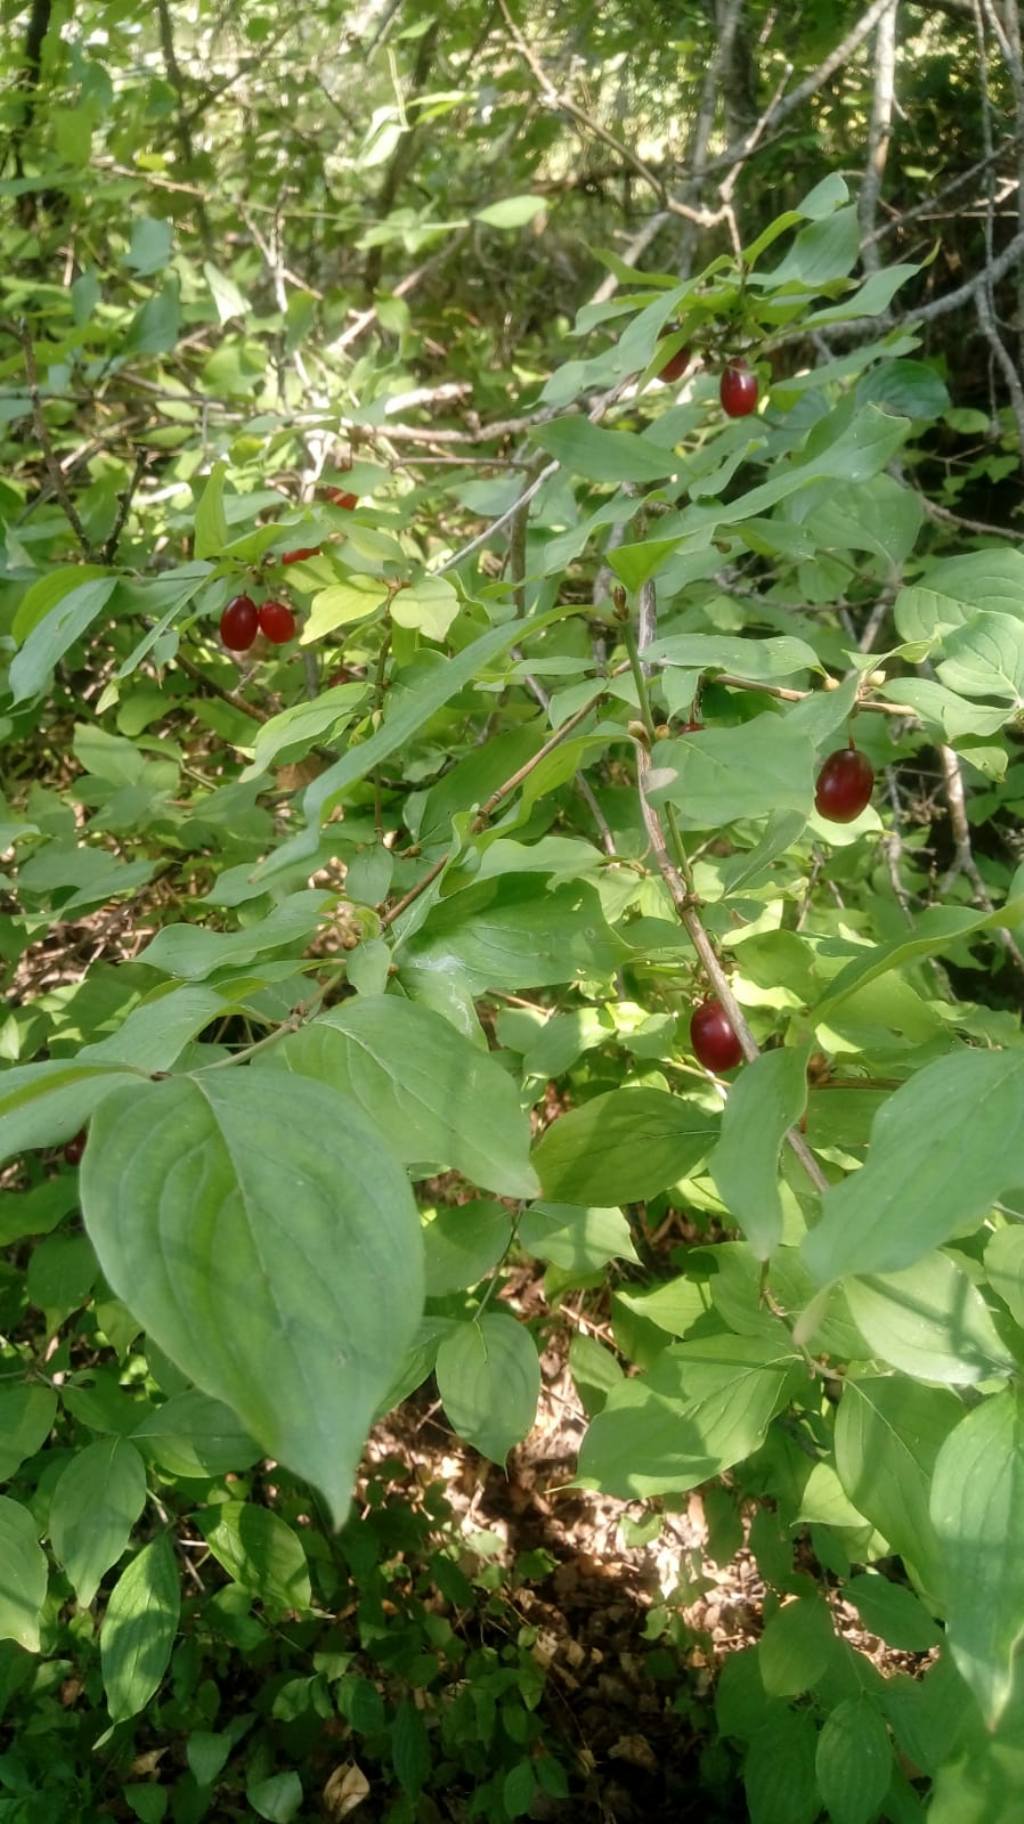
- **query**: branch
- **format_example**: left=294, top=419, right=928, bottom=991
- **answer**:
left=936, top=743, right=1024, bottom=979
left=858, top=0, right=899, bottom=271
left=631, top=580, right=830, bottom=1197
left=18, top=324, right=94, bottom=557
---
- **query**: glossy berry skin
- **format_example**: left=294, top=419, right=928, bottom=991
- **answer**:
left=719, top=361, right=759, bottom=418
left=63, top=1131, right=86, bottom=1167
left=220, top=594, right=258, bottom=651
left=258, top=600, right=296, bottom=644
left=690, top=998, right=743, bottom=1072
left=281, top=546, right=322, bottom=565
left=815, top=747, right=874, bottom=823
left=658, top=344, right=690, bottom=383
left=318, top=486, right=358, bottom=509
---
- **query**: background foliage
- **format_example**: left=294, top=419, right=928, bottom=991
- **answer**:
left=2, top=0, right=1024, bottom=1819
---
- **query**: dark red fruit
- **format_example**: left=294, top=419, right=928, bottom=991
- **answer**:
left=719, top=361, right=759, bottom=418
left=220, top=594, right=258, bottom=651
left=281, top=546, right=322, bottom=565
left=63, top=1131, right=86, bottom=1167
left=258, top=600, right=296, bottom=644
left=681, top=719, right=703, bottom=733
left=690, top=998, right=743, bottom=1072
left=658, top=343, right=690, bottom=383
left=815, top=746, right=874, bottom=823
left=318, top=487, right=358, bottom=509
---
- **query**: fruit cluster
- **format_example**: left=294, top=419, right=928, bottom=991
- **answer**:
left=220, top=595, right=296, bottom=651
left=656, top=341, right=760, bottom=419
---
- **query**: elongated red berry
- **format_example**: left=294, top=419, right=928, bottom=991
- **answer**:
left=318, top=487, right=358, bottom=509
left=258, top=600, right=296, bottom=644
left=690, top=998, right=743, bottom=1072
left=281, top=546, right=322, bottom=565
left=719, top=361, right=759, bottom=418
left=220, top=594, right=258, bottom=651
left=658, top=343, right=690, bottom=383
left=815, top=747, right=874, bottom=823
left=63, top=1131, right=86, bottom=1166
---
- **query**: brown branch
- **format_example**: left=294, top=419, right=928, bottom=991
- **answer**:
left=18, top=324, right=94, bottom=557
left=632, top=580, right=830, bottom=1197
left=936, top=742, right=1024, bottom=979
left=858, top=0, right=899, bottom=271
left=175, top=651, right=271, bottom=725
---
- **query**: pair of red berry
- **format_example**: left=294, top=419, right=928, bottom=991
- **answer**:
left=220, top=595, right=295, bottom=651
left=657, top=344, right=760, bottom=419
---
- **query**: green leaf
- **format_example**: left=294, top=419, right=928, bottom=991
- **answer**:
left=813, top=898, right=1024, bottom=1018
left=518, top=1202, right=639, bottom=1272
left=533, top=1087, right=717, bottom=1204
left=436, top=1315, right=540, bottom=1462
left=503, top=1760, right=536, bottom=1818
left=27, top=1231, right=97, bottom=1326
left=815, top=1697, right=893, bottom=1824
left=302, top=577, right=389, bottom=640
left=264, top=995, right=538, bottom=1196
left=194, top=463, right=228, bottom=560
left=10, top=577, right=117, bottom=705
left=244, top=684, right=368, bottom=777
left=141, top=890, right=329, bottom=981
left=81, top=1071, right=423, bottom=1525
left=199, top=1502, right=311, bottom=1613
left=578, top=1335, right=798, bottom=1498
left=130, top=1390, right=262, bottom=1479
left=710, top=1047, right=810, bottom=1260
left=844, top=1574, right=942, bottom=1652
left=391, top=573, right=460, bottom=641
left=49, top=1437, right=147, bottom=1606
left=0, top=1498, right=47, bottom=1650
left=643, top=634, right=822, bottom=681
left=930, top=1387, right=1024, bottom=1727
left=123, top=278, right=180, bottom=358
left=649, top=715, right=815, bottom=828
left=247, top=1771, right=303, bottom=1823
left=400, top=879, right=627, bottom=994
left=857, top=359, right=950, bottom=421
left=532, top=418, right=680, bottom=483
left=984, top=1226, right=1024, bottom=1327
left=0, top=1386, right=56, bottom=1481
left=937, top=612, right=1024, bottom=704
left=0, top=1059, right=141, bottom=1166
left=759, top=205, right=860, bottom=290
left=834, top=1377, right=961, bottom=1592
left=803, top=1051, right=1024, bottom=1283
left=743, top=1711, right=820, bottom=1824
left=203, top=261, right=248, bottom=323
left=101, top=1536, right=180, bottom=1721
left=759, top=1596, right=836, bottom=1696
left=423, top=1201, right=515, bottom=1296
left=124, top=216, right=172, bottom=276
left=392, top=1698, right=430, bottom=1794
left=475, top=194, right=546, bottom=228
left=804, top=262, right=919, bottom=325
left=845, top=1252, right=1016, bottom=1385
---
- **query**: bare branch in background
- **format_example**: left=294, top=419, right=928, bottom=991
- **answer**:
left=937, top=744, right=1024, bottom=979
left=678, top=0, right=748, bottom=273
left=858, top=0, right=899, bottom=269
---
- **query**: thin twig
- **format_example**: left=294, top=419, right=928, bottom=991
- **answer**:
left=18, top=324, right=94, bottom=557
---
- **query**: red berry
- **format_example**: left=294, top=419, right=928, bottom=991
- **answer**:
left=681, top=720, right=703, bottom=733
left=815, top=747, right=874, bottom=823
left=658, top=344, right=690, bottom=383
left=258, top=600, right=296, bottom=644
left=318, top=487, right=358, bottom=510
left=220, top=595, right=258, bottom=651
left=281, top=546, right=322, bottom=565
left=719, top=361, right=759, bottom=418
left=690, top=998, right=743, bottom=1072
left=63, top=1131, right=86, bottom=1167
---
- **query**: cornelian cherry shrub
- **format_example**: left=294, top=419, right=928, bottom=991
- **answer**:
left=4, top=171, right=1024, bottom=1822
